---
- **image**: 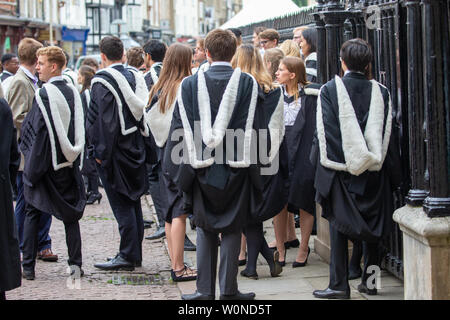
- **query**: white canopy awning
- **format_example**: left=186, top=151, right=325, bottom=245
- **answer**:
left=221, top=0, right=303, bottom=29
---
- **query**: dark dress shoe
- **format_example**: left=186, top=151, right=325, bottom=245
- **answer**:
left=240, top=269, right=258, bottom=280
left=313, top=288, right=350, bottom=299
left=348, top=268, right=362, bottom=280
left=143, top=220, right=154, bottom=229
left=357, top=283, right=377, bottom=295
left=86, top=192, right=102, bottom=205
left=182, top=291, right=214, bottom=300
left=293, top=247, right=310, bottom=268
left=220, top=291, right=256, bottom=300
left=145, top=227, right=165, bottom=240
left=270, top=251, right=283, bottom=277
left=184, top=235, right=196, bottom=251
left=22, top=269, right=35, bottom=280
left=238, top=259, right=246, bottom=266
left=94, top=255, right=135, bottom=271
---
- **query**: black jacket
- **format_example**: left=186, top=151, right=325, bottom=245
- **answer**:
left=0, top=98, right=21, bottom=292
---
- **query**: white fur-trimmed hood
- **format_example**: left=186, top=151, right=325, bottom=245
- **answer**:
left=36, top=83, right=85, bottom=171
left=316, top=75, right=392, bottom=176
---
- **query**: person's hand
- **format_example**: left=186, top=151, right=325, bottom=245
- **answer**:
left=96, top=159, right=102, bottom=164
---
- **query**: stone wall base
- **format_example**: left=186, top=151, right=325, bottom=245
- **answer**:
left=393, top=205, right=450, bottom=300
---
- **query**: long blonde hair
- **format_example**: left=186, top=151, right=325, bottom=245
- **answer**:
left=148, top=43, right=192, bottom=113
left=279, top=40, right=301, bottom=58
left=231, top=44, right=275, bottom=93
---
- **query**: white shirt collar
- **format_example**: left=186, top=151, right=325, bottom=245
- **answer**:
left=20, top=65, right=38, bottom=83
left=48, top=75, right=64, bottom=83
left=211, top=62, right=232, bottom=68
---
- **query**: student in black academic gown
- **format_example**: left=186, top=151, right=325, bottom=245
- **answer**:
left=0, top=98, right=21, bottom=299
left=77, top=65, right=102, bottom=205
left=142, top=40, right=173, bottom=241
left=87, top=36, right=148, bottom=271
left=20, top=47, right=86, bottom=280
left=300, top=28, right=317, bottom=84
left=272, top=57, right=321, bottom=267
left=231, top=44, right=286, bottom=280
left=144, top=43, right=197, bottom=282
left=312, top=39, right=401, bottom=299
left=165, top=29, right=267, bottom=300
left=143, top=40, right=166, bottom=91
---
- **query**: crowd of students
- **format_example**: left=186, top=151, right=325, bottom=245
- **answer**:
left=0, top=24, right=400, bottom=301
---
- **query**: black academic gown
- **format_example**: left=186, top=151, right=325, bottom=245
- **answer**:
left=87, top=65, right=147, bottom=201
left=287, top=83, right=321, bottom=215
left=146, top=93, right=185, bottom=222
left=163, top=65, right=264, bottom=234
left=144, top=63, right=162, bottom=91
left=80, top=90, right=97, bottom=178
left=249, top=87, right=289, bottom=224
left=311, top=72, right=402, bottom=243
left=0, top=98, right=21, bottom=292
left=19, top=81, right=86, bottom=223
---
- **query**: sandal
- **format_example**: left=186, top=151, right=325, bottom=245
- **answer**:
left=171, top=265, right=197, bottom=282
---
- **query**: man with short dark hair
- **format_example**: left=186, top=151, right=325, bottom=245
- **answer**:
left=143, top=40, right=167, bottom=90
left=259, top=29, right=280, bottom=50
left=8, top=38, right=59, bottom=263
left=20, top=46, right=86, bottom=280
left=87, top=36, right=148, bottom=271
left=1, top=53, right=19, bottom=81
left=165, top=29, right=261, bottom=300
left=62, top=51, right=78, bottom=88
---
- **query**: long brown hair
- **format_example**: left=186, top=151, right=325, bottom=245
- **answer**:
left=78, top=65, right=96, bottom=93
left=263, top=48, right=285, bottom=81
left=232, top=44, right=275, bottom=93
left=281, top=56, right=308, bottom=102
left=148, top=43, right=192, bottom=113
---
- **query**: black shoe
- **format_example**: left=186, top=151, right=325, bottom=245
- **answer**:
left=270, top=251, right=283, bottom=277
left=184, top=235, right=196, bottom=251
left=278, top=250, right=286, bottom=267
left=220, top=291, right=256, bottom=300
left=240, top=269, right=258, bottom=280
left=22, top=268, right=35, bottom=280
left=293, top=247, right=310, bottom=268
left=145, top=227, right=165, bottom=240
left=86, top=192, right=102, bottom=205
left=357, top=283, right=377, bottom=295
left=238, top=258, right=246, bottom=266
left=171, top=265, right=197, bottom=282
left=285, top=239, right=300, bottom=249
left=94, top=255, right=135, bottom=271
left=182, top=291, right=214, bottom=300
left=313, top=288, right=350, bottom=299
left=348, top=269, right=362, bottom=280
left=143, top=220, right=154, bottom=229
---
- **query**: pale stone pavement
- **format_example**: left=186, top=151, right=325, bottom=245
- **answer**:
left=7, top=188, right=404, bottom=300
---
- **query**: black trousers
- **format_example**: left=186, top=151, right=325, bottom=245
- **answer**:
left=22, top=203, right=82, bottom=270
left=147, top=163, right=165, bottom=228
left=243, top=222, right=274, bottom=273
left=97, top=166, right=144, bottom=264
left=328, top=224, right=379, bottom=291
left=196, top=227, right=241, bottom=296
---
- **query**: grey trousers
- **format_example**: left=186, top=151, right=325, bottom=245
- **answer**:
left=196, top=227, right=241, bottom=296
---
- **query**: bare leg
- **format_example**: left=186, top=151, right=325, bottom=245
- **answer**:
left=239, top=233, right=247, bottom=261
left=295, top=209, right=314, bottom=263
left=286, top=212, right=298, bottom=242
left=170, top=214, right=188, bottom=272
left=274, top=206, right=288, bottom=263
